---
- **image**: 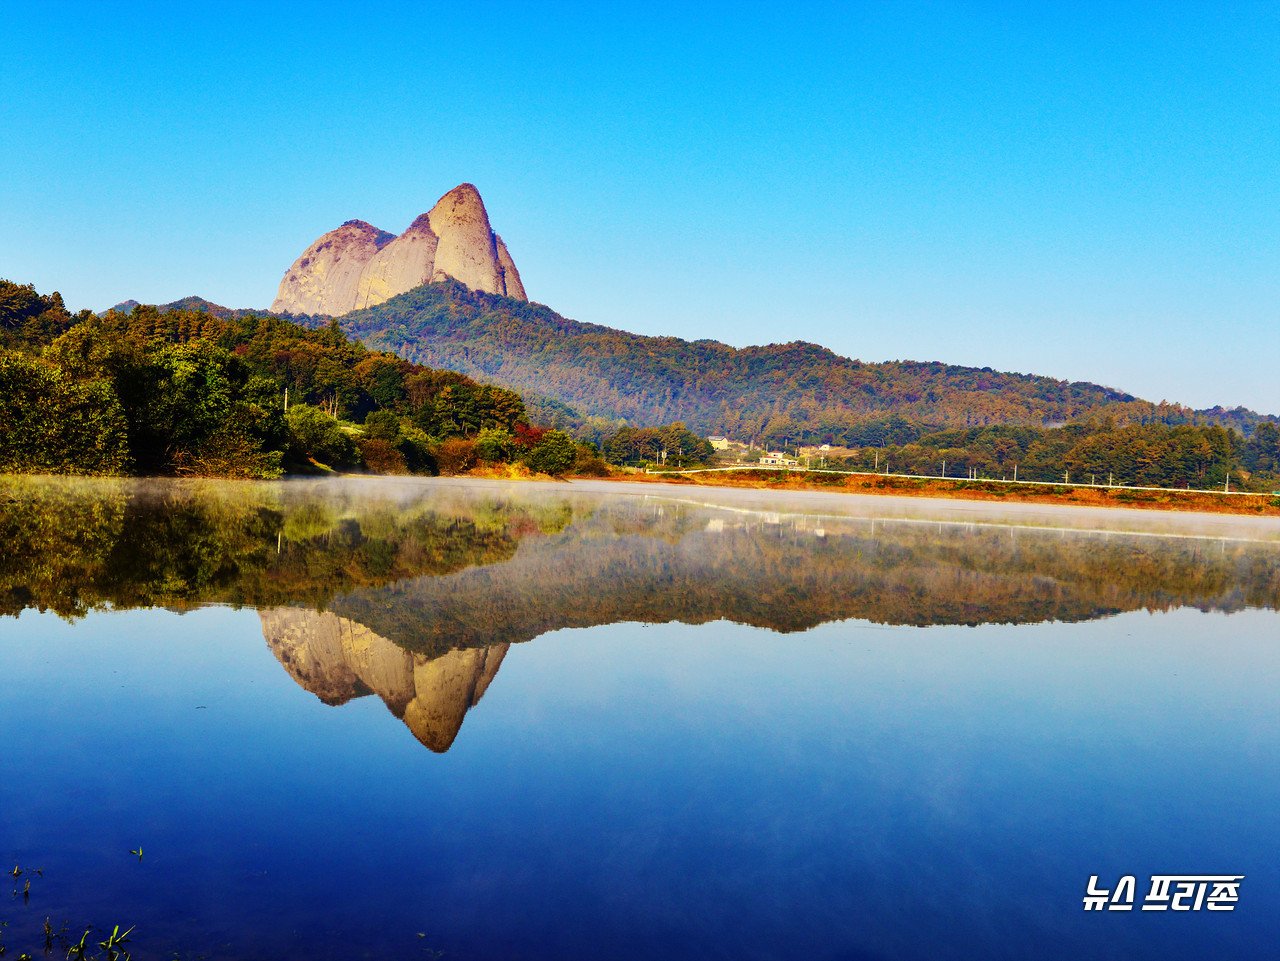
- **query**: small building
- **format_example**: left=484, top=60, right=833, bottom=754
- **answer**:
left=760, top=452, right=799, bottom=467
left=708, top=435, right=730, bottom=450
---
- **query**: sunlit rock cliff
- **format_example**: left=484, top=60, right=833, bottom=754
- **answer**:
left=259, top=607, right=508, bottom=752
left=270, top=184, right=526, bottom=316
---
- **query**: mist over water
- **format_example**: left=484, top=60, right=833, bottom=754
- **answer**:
left=1, top=477, right=1277, bottom=960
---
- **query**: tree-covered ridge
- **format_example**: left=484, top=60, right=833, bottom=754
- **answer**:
left=305, top=279, right=1274, bottom=440
left=0, top=279, right=534, bottom=477
left=101, top=294, right=266, bottom=319
left=8, top=277, right=1273, bottom=488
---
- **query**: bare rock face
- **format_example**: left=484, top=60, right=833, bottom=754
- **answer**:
left=259, top=607, right=509, bottom=752
left=270, top=184, right=527, bottom=315
left=270, top=221, right=395, bottom=317
left=495, top=234, right=526, bottom=301
left=353, top=213, right=438, bottom=311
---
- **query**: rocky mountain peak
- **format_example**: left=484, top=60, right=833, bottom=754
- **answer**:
left=270, top=184, right=526, bottom=316
left=425, top=183, right=487, bottom=232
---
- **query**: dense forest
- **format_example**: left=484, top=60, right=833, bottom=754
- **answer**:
left=0, top=279, right=604, bottom=477
left=6, top=277, right=1276, bottom=488
left=292, top=279, right=1275, bottom=444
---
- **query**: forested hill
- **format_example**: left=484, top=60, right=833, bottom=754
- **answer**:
left=102, top=295, right=262, bottom=319
left=293, top=280, right=1269, bottom=442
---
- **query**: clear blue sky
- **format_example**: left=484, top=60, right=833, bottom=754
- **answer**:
left=3, top=1, right=1277, bottom=414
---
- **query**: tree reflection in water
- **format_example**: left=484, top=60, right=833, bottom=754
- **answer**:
left=4, top=475, right=1279, bottom=749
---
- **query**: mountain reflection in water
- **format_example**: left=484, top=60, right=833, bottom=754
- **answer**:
left=260, top=608, right=507, bottom=752
left=5, top=475, right=1280, bottom=750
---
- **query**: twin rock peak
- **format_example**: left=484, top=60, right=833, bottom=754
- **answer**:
left=270, top=183, right=526, bottom=316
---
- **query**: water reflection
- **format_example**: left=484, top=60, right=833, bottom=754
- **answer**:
left=5, top=476, right=1280, bottom=750
left=260, top=608, right=508, bottom=752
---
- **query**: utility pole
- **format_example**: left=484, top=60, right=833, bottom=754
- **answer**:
left=1013, top=465, right=1017, bottom=482
left=283, top=387, right=288, bottom=412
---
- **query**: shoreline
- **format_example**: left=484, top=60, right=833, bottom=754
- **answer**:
left=7, top=471, right=1280, bottom=542
left=7, top=464, right=1280, bottom=523
left=583, top=467, right=1280, bottom=519
left=549, top=477, right=1280, bottom=542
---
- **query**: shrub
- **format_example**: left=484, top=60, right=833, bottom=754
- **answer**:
left=572, top=444, right=612, bottom=476
left=287, top=403, right=359, bottom=466
left=358, top=437, right=409, bottom=474
left=398, top=423, right=437, bottom=474
left=433, top=438, right=477, bottom=475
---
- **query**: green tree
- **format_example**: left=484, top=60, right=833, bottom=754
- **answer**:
left=475, top=428, right=514, bottom=462
left=525, top=430, right=577, bottom=475
left=287, top=403, right=359, bottom=466
left=362, top=410, right=403, bottom=442
left=0, top=350, right=132, bottom=474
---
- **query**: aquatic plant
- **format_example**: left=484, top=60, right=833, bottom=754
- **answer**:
left=98, top=924, right=133, bottom=961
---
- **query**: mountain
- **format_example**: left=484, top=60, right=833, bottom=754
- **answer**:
left=101, top=298, right=140, bottom=316
left=311, top=279, right=1273, bottom=441
left=154, top=295, right=242, bottom=317
left=100, top=296, right=262, bottom=318
left=270, top=184, right=526, bottom=316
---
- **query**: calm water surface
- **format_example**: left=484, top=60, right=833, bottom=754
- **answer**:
left=1, top=477, right=1277, bottom=960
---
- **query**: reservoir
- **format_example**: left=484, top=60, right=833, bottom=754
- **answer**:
left=2, top=477, right=1277, bottom=960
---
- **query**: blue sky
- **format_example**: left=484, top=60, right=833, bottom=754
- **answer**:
left=2, top=1, right=1277, bottom=413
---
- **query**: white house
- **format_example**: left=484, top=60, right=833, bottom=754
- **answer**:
left=759, top=452, right=798, bottom=467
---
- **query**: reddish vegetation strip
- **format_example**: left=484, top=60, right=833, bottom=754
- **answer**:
left=589, top=469, right=1280, bottom=518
